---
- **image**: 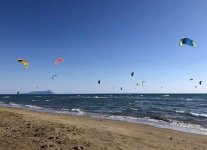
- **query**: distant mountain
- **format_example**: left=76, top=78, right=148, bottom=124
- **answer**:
left=24, top=90, right=54, bottom=94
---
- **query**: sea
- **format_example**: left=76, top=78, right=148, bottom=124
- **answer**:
left=0, top=94, right=207, bottom=135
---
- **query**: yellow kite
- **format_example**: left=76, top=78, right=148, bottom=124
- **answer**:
left=17, top=59, right=29, bottom=69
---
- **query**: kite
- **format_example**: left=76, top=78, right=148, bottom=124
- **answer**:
left=98, top=80, right=101, bottom=84
left=17, top=59, right=29, bottom=69
left=199, top=81, right=203, bottom=85
left=55, top=58, right=64, bottom=65
left=141, top=81, right=146, bottom=86
left=131, top=72, right=134, bottom=77
left=120, top=87, right=123, bottom=90
left=179, top=38, right=196, bottom=47
left=52, top=75, right=57, bottom=80
left=136, top=83, right=139, bottom=86
left=190, top=78, right=193, bottom=82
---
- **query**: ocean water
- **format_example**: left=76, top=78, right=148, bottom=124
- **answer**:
left=0, top=94, right=207, bottom=135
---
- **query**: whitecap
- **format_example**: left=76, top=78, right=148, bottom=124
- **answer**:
left=190, top=112, right=207, bottom=118
left=2, top=96, right=11, bottom=99
left=176, top=110, right=185, bottom=113
left=130, top=108, right=138, bottom=111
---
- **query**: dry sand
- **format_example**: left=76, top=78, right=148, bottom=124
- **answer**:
left=0, top=107, right=206, bottom=150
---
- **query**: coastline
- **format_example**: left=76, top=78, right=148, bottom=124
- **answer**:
left=1, top=101, right=207, bottom=136
left=0, top=107, right=206, bottom=150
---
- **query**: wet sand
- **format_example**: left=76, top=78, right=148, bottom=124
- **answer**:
left=0, top=107, right=206, bottom=150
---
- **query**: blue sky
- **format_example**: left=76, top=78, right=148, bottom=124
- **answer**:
left=1, top=0, right=207, bottom=94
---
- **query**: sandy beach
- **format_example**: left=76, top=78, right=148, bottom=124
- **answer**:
left=0, top=107, right=206, bottom=150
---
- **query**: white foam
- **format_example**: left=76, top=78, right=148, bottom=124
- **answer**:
left=59, top=108, right=86, bottom=115
left=2, top=96, right=11, bottom=99
left=45, top=99, right=51, bottom=102
left=130, top=108, right=138, bottom=111
left=71, top=108, right=86, bottom=115
left=80, top=96, right=108, bottom=99
left=176, top=110, right=185, bottom=113
left=162, top=94, right=170, bottom=97
left=190, top=112, right=207, bottom=118
left=107, top=115, right=207, bottom=135
left=8, top=102, right=22, bottom=108
left=60, top=108, right=70, bottom=111
left=25, top=105, right=42, bottom=109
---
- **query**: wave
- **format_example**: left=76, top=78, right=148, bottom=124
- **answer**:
left=108, top=115, right=207, bottom=135
left=70, top=96, right=109, bottom=99
left=149, top=115, right=171, bottom=123
left=60, top=108, right=70, bottom=111
left=190, top=112, right=207, bottom=118
left=170, top=120, right=204, bottom=130
left=60, top=108, right=86, bottom=115
left=89, top=96, right=108, bottom=99
left=45, top=99, right=51, bottom=102
left=186, top=98, right=193, bottom=101
left=176, top=110, right=185, bottom=113
left=31, top=100, right=35, bottom=101
left=162, top=94, right=170, bottom=97
left=71, top=108, right=86, bottom=115
left=25, top=105, right=42, bottom=109
left=150, top=97, right=160, bottom=100
left=2, top=96, right=11, bottom=99
left=109, top=115, right=137, bottom=120
left=9, top=102, right=22, bottom=107
left=130, top=108, right=138, bottom=111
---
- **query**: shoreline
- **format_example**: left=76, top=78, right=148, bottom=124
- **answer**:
left=0, top=107, right=206, bottom=150
left=1, top=103, right=207, bottom=136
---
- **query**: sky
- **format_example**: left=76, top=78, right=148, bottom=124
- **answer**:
left=1, top=0, right=207, bottom=94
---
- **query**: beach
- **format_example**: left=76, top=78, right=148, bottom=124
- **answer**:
left=0, top=107, right=206, bottom=150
